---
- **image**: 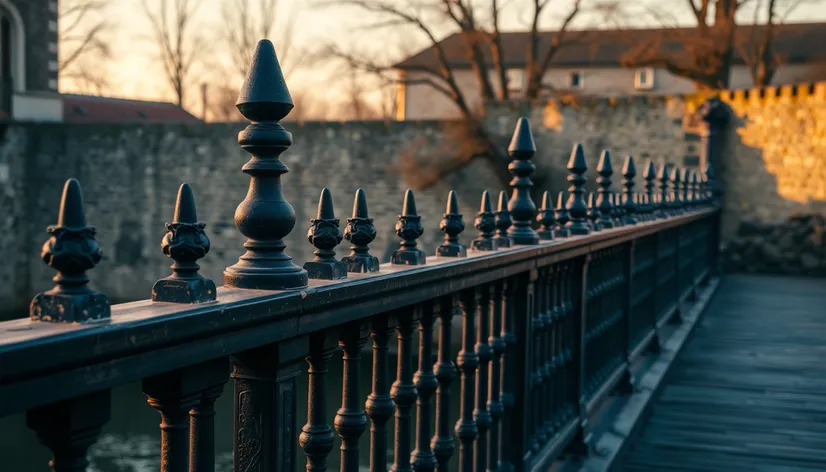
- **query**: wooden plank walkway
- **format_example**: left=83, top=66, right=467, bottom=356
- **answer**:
left=619, top=275, right=826, bottom=472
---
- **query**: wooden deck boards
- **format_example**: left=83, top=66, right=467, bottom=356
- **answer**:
left=620, top=275, right=826, bottom=472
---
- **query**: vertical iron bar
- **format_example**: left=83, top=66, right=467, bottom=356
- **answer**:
left=300, top=331, right=338, bottom=472
left=336, top=323, right=369, bottom=472
left=456, top=288, right=480, bottom=472
left=475, top=285, right=493, bottom=471
left=391, top=310, right=417, bottom=472
left=618, top=242, right=635, bottom=394
left=488, top=281, right=505, bottom=471
left=432, top=296, right=457, bottom=472
left=412, top=301, right=438, bottom=472
left=366, top=316, right=396, bottom=472
left=566, top=255, right=590, bottom=456
left=498, top=280, right=516, bottom=472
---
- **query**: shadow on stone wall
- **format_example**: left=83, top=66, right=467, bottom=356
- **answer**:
left=716, top=84, right=826, bottom=276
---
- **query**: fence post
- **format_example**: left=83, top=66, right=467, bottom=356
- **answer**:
left=511, top=270, right=536, bottom=472
left=699, top=97, right=729, bottom=277
left=565, top=254, right=591, bottom=456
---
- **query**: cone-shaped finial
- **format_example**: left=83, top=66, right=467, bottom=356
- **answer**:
left=596, top=150, right=613, bottom=174
left=402, top=189, right=418, bottom=216
left=542, top=190, right=552, bottom=209
left=446, top=190, right=460, bottom=214
left=497, top=190, right=508, bottom=212
left=508, top=117, right=536, bottom=155
left=316, top=188, right=335, bottom=219
left=567, top=143, right=588, bottom=172
left=172, top=183, right=198, bottom=224
left=657, top=162, right=668, bottom=181
left=236, top=39, right=293, bottom=122
left=56, top=178, right=87, bottom=229
left=480, top=190, right=493, bottom=213
left=622, top=155, right=636, bottom=177
left=643, top=160, right=656, bottom=180
left=353, top=188, right=369, bottom=218
left=556, top=191, right=566, bottom=211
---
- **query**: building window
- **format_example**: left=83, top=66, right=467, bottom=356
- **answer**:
left=569, top=71, right=583, bottom=89
left=506, top=68, right=525, bottom=94
left=635, top=68, right=655, bottom=90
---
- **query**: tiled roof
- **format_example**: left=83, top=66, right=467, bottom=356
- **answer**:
left=394, top=22, right=826, bottom=70
left=61, top=94, right=202, bottom=124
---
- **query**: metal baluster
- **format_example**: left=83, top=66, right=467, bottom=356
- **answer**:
left=300, top=331, right=338, bottom=472
left=432, top=296, right=457, bottom=472
left=456, top=288, right=480, bottom=472
left=366, top=317, right=396, bottom=472
left=543, top=268, right=556, bottom=437
left=27, top=391, right=111, bottom=472
left=391, top=311, right=418, bottom=472
left=336, top=323, right=369, bottom=472
left=530, top=268, right=546, bottom=453
left=475, top=285, right=493, bottom=470
left=190, top=360, right=228, bottom=472
left=487, top=281, right=506, bottom=471
left=143, top=370, right=204, bottom=472
left=412, top=301, right=438, bottom=472
left=498, top=281, right=516, bottom=472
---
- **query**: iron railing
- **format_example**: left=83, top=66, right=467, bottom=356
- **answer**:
left=0, top=40, right=721, bottom=472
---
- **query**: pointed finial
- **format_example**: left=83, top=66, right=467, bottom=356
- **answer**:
left=494, top=190, right=512, bottom=248
left=224, top=39, right=307, bottom=290
left=508, top=116, right=536, bottom=156
left=596, top=150, right=614, bottom=229
left=621, top=155, right=637, bottom=225
left=56, top=178, right=87, bottom=229
left=342, top=189, right=379, bottom=273
left=153, top=184, right=216, bottom=303
left=689, top=170, right=699, bottom=207
left=680, top=167, right=690, bottom=209
left=472, top=190, right=498, bottom=251
left=537, top=190, right=555, bottom=241
left=565, top=143, right=590, bottom=235
left=587, top=192, right=600, bottom=231
left=437, top=190, right=467, bottom=257
left=392, top=189, right=426, bottom=265
left=554, top=191, right=571, bottom=238
left=507, top=117, right=539, bottom=244
left=668, top=165, right=682, bottom=214
left=31, top=179, right=109, bottom=322
left=304, top=188, right=346, bottom=280
left=236, top=39, right=293, bottom=122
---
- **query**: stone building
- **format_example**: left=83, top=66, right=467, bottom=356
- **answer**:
left=395, top=22, right=826, bottom=120
left=1, top=0, right=61, bottom=120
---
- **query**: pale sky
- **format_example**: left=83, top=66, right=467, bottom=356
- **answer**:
left=65, top=0, right=826, bottom=114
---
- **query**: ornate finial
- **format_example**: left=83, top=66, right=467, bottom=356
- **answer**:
left=553, top=191, right=571, bottom=238
left=472, top=191, right=498, bottom=251
left=224, top=40, right=307, bottom=290
left=643, top=160, right=657, bottom=220
left=304, top=188, right=346, bottom=280
left=30, top=179, right=109, bottom=323
left=596, top=150, right=614, bottom=229
left=643, top=193, right=652, bottom=221
left=587, top=192, right=600, bottom=231
left=152, top=183, right=216, bottom=303
left=633, top=193, right=644, bottom=221
left=687, top=170, right=696, bottom=208
left=657, top=162, right=670, bottom=217
left=565, top=143, right=590, bottom=235
left=437, top=190, right=467, bottom=257
left=536, top=191, right=555, bottom=241
left=392, top=189, right=426, bottom=265
left=494, top=190, right=512, bottom=248
left=621, top=155, right=637, bottom=225
left=506, top=117, right=539, bottom=244
left=342, top=189, right=380, bottom=273
left=680, top=167, right=690, bottom=210
left=668, top=165, right=682, bottom=214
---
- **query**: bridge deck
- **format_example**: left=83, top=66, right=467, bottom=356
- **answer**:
left=620, top=275, right=826, bottom=472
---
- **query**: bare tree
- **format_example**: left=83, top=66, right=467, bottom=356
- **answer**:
left=58, top=0, right=112, bottom=94
left=221, top=0, right=303, bottom=80
left=317, top=0, right=588, bottom=189
left=141, top=0, right=204, bottom=106
left=738, top=0, right=821, bottom=86
left=620, top=0, right=745, bottom=90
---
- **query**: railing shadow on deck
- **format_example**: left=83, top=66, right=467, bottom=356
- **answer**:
left=0, top=40, right=722, bottom=472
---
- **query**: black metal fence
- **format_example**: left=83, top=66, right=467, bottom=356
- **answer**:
left=0, top=40, right=721, bottom=472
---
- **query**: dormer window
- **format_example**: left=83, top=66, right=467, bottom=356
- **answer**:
left=635, top=68, right=655, bottom=90
left=569, top=71, right=583, bottom=89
